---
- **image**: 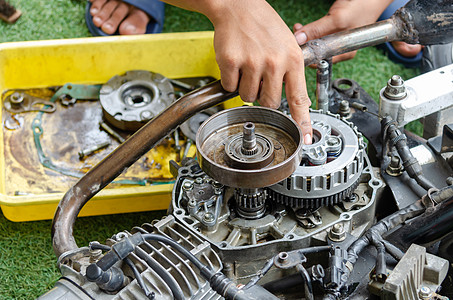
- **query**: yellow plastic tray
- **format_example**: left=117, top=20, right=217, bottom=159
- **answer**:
left=0, top=32, right=241, bottom=222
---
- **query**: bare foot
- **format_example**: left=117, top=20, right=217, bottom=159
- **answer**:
left=89, top=0, right=150, bottom=35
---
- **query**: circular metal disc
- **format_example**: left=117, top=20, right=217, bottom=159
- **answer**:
left=196, top=106, right=302, bottom=188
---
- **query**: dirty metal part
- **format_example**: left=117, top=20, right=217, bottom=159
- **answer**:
left=196, top=106, right=302, bottom=188
left=174, top=129, right=181, bottom=162
left=31, top=84, right=102, bottom=178
left=386, top=155, right=403, bottom=177
left=316, top=60, right=330, bottom=113
left=339, top=100, right=350, bottom=118
left=52, top=80, right=238, bottom=257
left=182, top=176, right=224, bottom=228
left=235, top=188, right=267, bottom=219
left=182, top=138, right=193, bottom=160
left=180, top=107, right=220, bottom=141
left=47, top=216, right=223, bottom=300
left=58, top=84, right=101, bottom=106
left=269, top=111, right=365, bottom=209
left=170, top=155, right=381, bottom=280
left=4, top=92, right=56, bottom=113
left=328, top=223, right=346, bottom=242
left=99, top=121, right=125, bottom=143
left=3, top=114, right=24, bottom=130
left=301, top=0, right=453, bottom=66
left=369, top=244, right=449, bottom=300
left=100, top=70, right=175, bottom=131
left=295, top=208, right=323, bottom=229
left=78, top=141, right=110, bottom=160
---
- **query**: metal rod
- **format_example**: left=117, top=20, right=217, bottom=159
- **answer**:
left=301, top=18, right=398, bottom=66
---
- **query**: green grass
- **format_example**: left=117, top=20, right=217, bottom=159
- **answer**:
left=0, top=0, right=420, bottom=298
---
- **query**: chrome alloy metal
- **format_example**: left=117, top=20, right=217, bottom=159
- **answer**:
left=196, top=106, right=303, bottom=188
left=269, top=111, right=366, bottom=209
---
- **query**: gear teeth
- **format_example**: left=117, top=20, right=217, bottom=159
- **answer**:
left=267, top=178, right=360, bottom=209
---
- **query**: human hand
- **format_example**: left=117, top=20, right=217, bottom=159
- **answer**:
left=206, top=0, right=312, bottom=144
left=293, top=0, right=392, bottom=63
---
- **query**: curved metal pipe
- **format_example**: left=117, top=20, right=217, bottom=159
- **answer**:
left=52, top=81, right=237, bottom=256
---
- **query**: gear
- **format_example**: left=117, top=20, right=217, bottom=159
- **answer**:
left=267, top=177, right=360, bottom=209
left=235, top=188, right=267, bottom=219
left=268, top=111, right=366, bottom=209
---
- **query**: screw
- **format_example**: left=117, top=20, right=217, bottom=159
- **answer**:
left=99, top=121, right=125, bottom=143
left=195, top=177, right=204, bottom=184
left=78, top=141, right=110, bottom=159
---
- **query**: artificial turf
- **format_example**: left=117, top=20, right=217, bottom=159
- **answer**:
left=0, top=0, right=418, bottom=299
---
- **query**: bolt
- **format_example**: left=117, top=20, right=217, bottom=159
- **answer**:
left=278, top=252, right=288, bottom=263
left=203, top=212, right=215, bottom=223
left=100, top=85, right=113, bottom=94
left=419, top=286, right=433, bottom=299
left=182, top=181, right=193, bottom=191
left=339, top=100, right=351, bottom=118
left=195, top=177, right=204, bottom=184
left=329, top=223, right=346, bottom=242
left=78, top=141, right=111, bottom=159
left=214, top=188, right=222, bottom=195
left=446, top=177, right=453, bottom=186
left=386, top=155, right=403, bottom=176
left=384, top=75, right=407, bottom=100
left=140, top=110, right=153, bottom=121
left=89, top=249, right=103, bottom=263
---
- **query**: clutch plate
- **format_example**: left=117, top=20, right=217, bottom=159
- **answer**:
left=196, top=106, right=303, bottom=188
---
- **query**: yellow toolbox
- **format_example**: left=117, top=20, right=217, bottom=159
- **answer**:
left=0, top=32, right=239, bottom=222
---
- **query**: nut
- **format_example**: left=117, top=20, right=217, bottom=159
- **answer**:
left=328, top=223, right=346, bottom=242
left=384, top=75, right=407, bottom=100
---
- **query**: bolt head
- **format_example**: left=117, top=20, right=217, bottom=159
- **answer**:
left=203, top=212, right=214, bottom=222
left=195, top=177, right=204, bottom=184
left=419, top=286, right=432, bottom=298
left=182, top=181, right=193, bottom=191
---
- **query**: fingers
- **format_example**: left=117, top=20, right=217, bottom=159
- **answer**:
left=284, top=67, right=312, bottom=145
left=293, top=15, right=337, bottom=45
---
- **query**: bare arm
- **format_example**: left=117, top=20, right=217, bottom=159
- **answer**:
left=162, top=0, right=313, bottom=144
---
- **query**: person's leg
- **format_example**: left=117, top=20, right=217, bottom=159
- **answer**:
left=89, top=0, right=150, bottom=35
